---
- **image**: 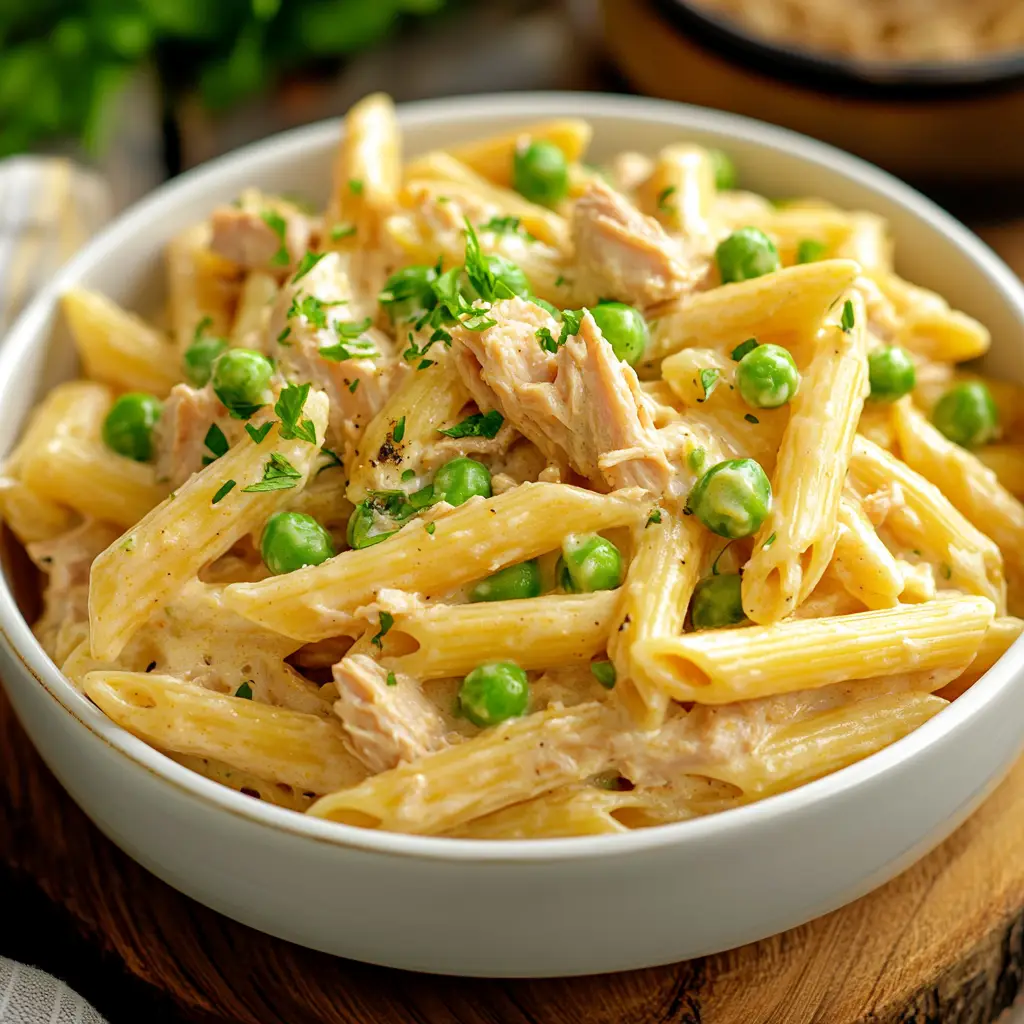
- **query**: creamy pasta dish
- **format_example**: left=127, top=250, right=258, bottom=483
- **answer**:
left=691, top=0, right=1024, bottom=63
left=3, top=93, right=1023, bottom=839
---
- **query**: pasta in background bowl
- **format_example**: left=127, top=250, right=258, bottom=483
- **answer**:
left=1, top=93, right=1023, bottom=976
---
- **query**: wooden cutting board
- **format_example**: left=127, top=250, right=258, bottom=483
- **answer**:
left=2, top=672, right=1024, bottom=1024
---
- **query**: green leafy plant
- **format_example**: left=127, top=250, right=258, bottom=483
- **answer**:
left=0, top=0, right=451, bottom=157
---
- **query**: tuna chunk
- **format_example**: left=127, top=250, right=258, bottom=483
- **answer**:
left=154, top=383, right=244, bottom=489
left=267, top=251, right=406, bottom=461
left=332, top=654, right=448, bottom=773
left=210, top=196, right=314, bottom=275
left=571, top=181, right=697, bottom=310
left=452, top=297, right=674, bottom=495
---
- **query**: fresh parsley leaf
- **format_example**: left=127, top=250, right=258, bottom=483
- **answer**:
left=292, top=251, right=326, bottom=283
left=348, top=379, right=360, bottom=393
left=731, top=338, right=759, bottom=361
left=478, top=215, right=535, bottom=241
left=687, top=447, right=707, bottom=474
left=371, top=611, right=394, bottom=649
left=698, top=368, right=720, bottom=401
left=425, top=522, right=436, bottom=535
left=348, top=179, right=364, bottom=195
left=316, top=447, right=343, bottom=476
left=536, top=308, right=584, bottom=353
left=242, top=452, right=302, bottom=492
left=401, top=468, right=415, bottom=481
left=656, top=185, right=677, bottom=213
left=462, top=218, right=516, bottom=303
left=319, top=318, right=376, bottom=361
left=277, top=326, right=292, bottom=345
left=330, top=223, right=356, bottom=241
left=235, top=681, right=253, bottom=699
left=203, top=423, right=229, bottom=462
left=646, top=508, right=662, bottom=526
left=555, top=274, right=566, bottom=287
left=193, top=315, right=214, bottom=342
left=590, top=661, right=617, bottom=689
left=260, top=210, right=290, bottom=267
left=711, top=539, right=734, bottom=576
left=287, top=294, right=343, bottom=330
left=417, top=359, right=435, bottom=370
left=841, top=299, right=855, bottom=333
left=275, top=382, right=316, bottom=444
left=393, top=416, right=406, bottom=443
left=245, top=421, right=273, bottom=444
left=763, top=532, right=777, bottom=549
left=438, top=410, right=504, bottom=440
left=744, top=413, right=760, bottom=424
left=212, top=479, right=236, bottom=504
left=797, top=239, right=828, bottom=264
left=386, top=671, right=397, bottom=687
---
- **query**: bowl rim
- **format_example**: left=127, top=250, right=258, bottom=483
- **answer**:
left=2, top=89, right=1024, bottom=863
left=649, top=0, right=1024, bottom=98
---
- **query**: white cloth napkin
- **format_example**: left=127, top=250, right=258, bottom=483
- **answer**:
left=0, top=961, right=106, bottom=1024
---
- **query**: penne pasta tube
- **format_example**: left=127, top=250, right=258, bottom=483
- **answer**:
left=976, top=444, right=1024, bottom=499
left=711, top=693, right=947, bottom=798
left=632, top=596, right=994, bottom=704
left=831, top=494, right=904, bottom=609
left=223, top=483, right=645, bottom=643
left=637, top=144, right=716, bottom=245
left=307, top=702, right=613, bottom=833
left=833, top=212, right=892, bottom=274
left=88, top=391, right=329, bottom=661
left=62, top=289, right=179, bottom=396
left=230, top=271, right=278, bottom=349
left=166, top=222, right=236, bottom=354
left=169, top=753, right=317, bottom=811
left=610, top=512, right=706, bottom=730
left=0, top=477, right=75, bottom=546
left=849, top=434, right=1006, bottom=612
left=83, top=672, right=366, bottom=794
left=893, top=398, right=1024, bottom=594
left=385, top=592, right=619, bottom=680
left=644, top=259, right=859, bottom=367
left=938, top=616, right=1024, bottom=701
left=743, top=291, right=868, bottom=624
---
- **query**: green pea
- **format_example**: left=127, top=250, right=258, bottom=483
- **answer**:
left=261, top=511, right=335, bottom=575
left=434, top=457, right=491, bottom=506
left=708, top=149, right=736, bottom=191
left=469, top=560, right=542, bottom=602
left=102, top=393, right=162, bottom=462
left=512, top=140, right=569, bottom=206
left=736, top=343, right=800, bottom=409
left=379, top=264, right=437, bottom=322
left=211, top=348, right=273, bottom=419
left=932, top=381, right=999, bottom=448
left=867, top=346, right=916, bottom=402
left=458, top=661, right=529, bottom=727
left=715, top=227, right=780, bottom=284
left=559, top=534, right=623, bottom=593
left=589, top=301, right=648, bottom=365
left=346, top=501, right=399, bottom=549
left=687, top=458, right=772, bottom=539
left=183, top=334, right=228, bottom=387
left=691, top=574, right=747, bottom=630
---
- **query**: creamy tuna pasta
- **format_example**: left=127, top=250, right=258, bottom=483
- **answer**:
left=3, top=93, right=1023, bottom=838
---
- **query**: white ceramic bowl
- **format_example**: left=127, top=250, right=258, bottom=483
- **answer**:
left=2, top=94, right=1024, bottom=979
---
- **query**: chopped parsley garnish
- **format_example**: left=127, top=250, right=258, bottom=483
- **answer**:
left=291, top=251, right=326, bottom=284
left=277, top=326, right=292, bottom=345
left=193, top=315, right=214, bottom=341
left=245, top=421, right=273, bottom=444
left=371, top=611, right=394, bottom=649
left=348, top=178, right=364, bottom=195
left=287, top=294, right=343, bottom=330
left=386, top=671, right=397, bottom=687
left=319, top=318, right=376, bottom=361
left=462, top=218, right=518, bottom=304
left=940, top=562, right=952, bottom=580
left=212, top=479, right=236, bottom=504
left=316, top=447, right=343, bottom=476
left=403, top=326, right=450, bottom=364
left=260, top=210, right=290, bottom=267
left=330, top=223, right=356, bottom=241
left=401, top=469, right=415, bottom=481
left=590, top=661, right=617, bottom=689
left=763, top=532, right=777, bottom=549
left=797, top=239, right=828, bottom=264
left=235, top=681, right=253, bottom=699
left=646, top=508, right=662, bottom=526
left=697, top=368, right=720, bottom=402
left=202, top=423, right=229, bottom=465
left=745, top=413, right=760, bottom=424
left=243, top=452, right=302, bottom=492
left=275, top=382, right=316, bottom=444
left=841, top=299, right=855, bottom=333
left=438, top=410, right=504, bottom=440
left=478, top=215, right=536, bottom=241
left=348, top=379, right=360, bottom=393
left=425, top=522, right=436, bottom=535
left=656, top=185, right=677, bottom=213
left=393, top=416, right=406, bottom=443
left=688, top=447, right=707, bottom=474
left=536, top=308, right=584, bottom=354
left=418, top=359, right=435, bottom=370
left=555, top=274, right=566, bottom=287
left=711, top=540, right=734, bottom=576
left=731, top=338, right=759, bottom=361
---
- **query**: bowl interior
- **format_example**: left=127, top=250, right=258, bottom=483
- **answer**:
left=1, top=93, right=1023, bottom=853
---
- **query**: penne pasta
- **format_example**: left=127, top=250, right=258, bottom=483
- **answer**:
left=831, top=494, right=904, bottom=609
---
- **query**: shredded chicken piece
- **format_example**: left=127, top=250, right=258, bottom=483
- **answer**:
left=452, top=297, right=676, bottom=496
left=571, top=181, right=698, bottom=310
left=210, top=192, right=315, bottom=275
left=154, top=383, right=245, bottom=488
left=267, top=251, right=407, bottom=460
left=333, top=654, right=448, bottom=773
